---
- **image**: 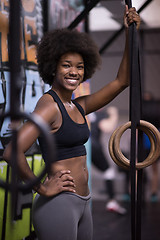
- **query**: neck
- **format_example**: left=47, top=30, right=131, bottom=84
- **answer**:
left=51, top=86, right=73, bottom=103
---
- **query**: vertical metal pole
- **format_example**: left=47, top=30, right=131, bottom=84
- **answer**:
left=9, top=0, right=21, bottom=221
left=9, top=0, right=21, bottom=117
left=125, top=1, right=142, bottom=239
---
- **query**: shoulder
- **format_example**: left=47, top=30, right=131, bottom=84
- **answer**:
left=74, top=95, right=88, bottom=114
left=33, top=93, right=60, bottom=125
left=36, top=93, right=55, bottom=107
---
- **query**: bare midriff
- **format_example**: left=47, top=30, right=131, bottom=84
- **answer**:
left=50, top=155, right=89, bottom=196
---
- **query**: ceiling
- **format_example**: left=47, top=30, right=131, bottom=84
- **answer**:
left=89, top=0, right=160, bottom=31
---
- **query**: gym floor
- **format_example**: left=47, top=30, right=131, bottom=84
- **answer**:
left=92, top=200, right=160, bottom=240
left=91, top=165, right=160, bottom=240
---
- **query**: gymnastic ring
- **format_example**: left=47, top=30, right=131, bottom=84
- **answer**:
left=114, top=123, right=156, bottom=169
left=114, top=120, right=159, bottom=169
left=113, top=120, right=160, bottom=169
left=109, top=126, right=129, bottom=170
left=110, top=122, right=156, bottom=169
left=108, top=123, right=156, bottom=170
left=0, top=111, right=56, bottom=192
left=109, top=121, right=157, bottom=170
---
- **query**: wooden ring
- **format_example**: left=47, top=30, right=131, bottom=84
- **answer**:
left=109, top=120, right=160, bottom=170
left=114, top=121, right=156, bottom=169
left=109, top=126, right=129, bottom=170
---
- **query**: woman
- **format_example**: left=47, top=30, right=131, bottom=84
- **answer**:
left=3, top=5, right=140, bottom=240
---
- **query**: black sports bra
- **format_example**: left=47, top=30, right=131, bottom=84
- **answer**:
left=38, top=90, right=90, bottom=161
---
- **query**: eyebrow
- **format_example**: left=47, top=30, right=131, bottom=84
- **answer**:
left=63, top=60, right=84, bottom=64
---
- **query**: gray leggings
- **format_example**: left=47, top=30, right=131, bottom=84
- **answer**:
left=32, top=192, right=93, bottom=240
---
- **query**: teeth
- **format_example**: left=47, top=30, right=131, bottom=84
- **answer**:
left=66, top=79, right=78, bottom=84
left=70, top=79, right=77, bottom=81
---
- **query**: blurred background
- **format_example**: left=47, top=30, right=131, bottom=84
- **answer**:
left=89, top=0, right=160, bottom=203
left=89, top=1, right=160, bottom=239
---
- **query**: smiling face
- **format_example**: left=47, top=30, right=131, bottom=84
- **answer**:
left=53, top=52, right=84, bottom=91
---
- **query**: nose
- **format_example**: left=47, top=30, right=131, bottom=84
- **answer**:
left=69, top=67, right=78, bottom=76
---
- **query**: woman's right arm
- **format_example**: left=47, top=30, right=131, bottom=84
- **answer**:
left=3, top=95, right=76, bottom=196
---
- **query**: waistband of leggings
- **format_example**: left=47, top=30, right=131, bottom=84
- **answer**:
left=33, top=191, right=91, bottom=201
left=63, top=191, right=91, bottom=201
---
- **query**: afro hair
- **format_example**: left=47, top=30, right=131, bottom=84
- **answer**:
left=37, top=28, right=101, bottom=85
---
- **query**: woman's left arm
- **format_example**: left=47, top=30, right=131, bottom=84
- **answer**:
left=78, top=6, right=141, bottom=114
left=116, top=6, right=141, bottom=88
